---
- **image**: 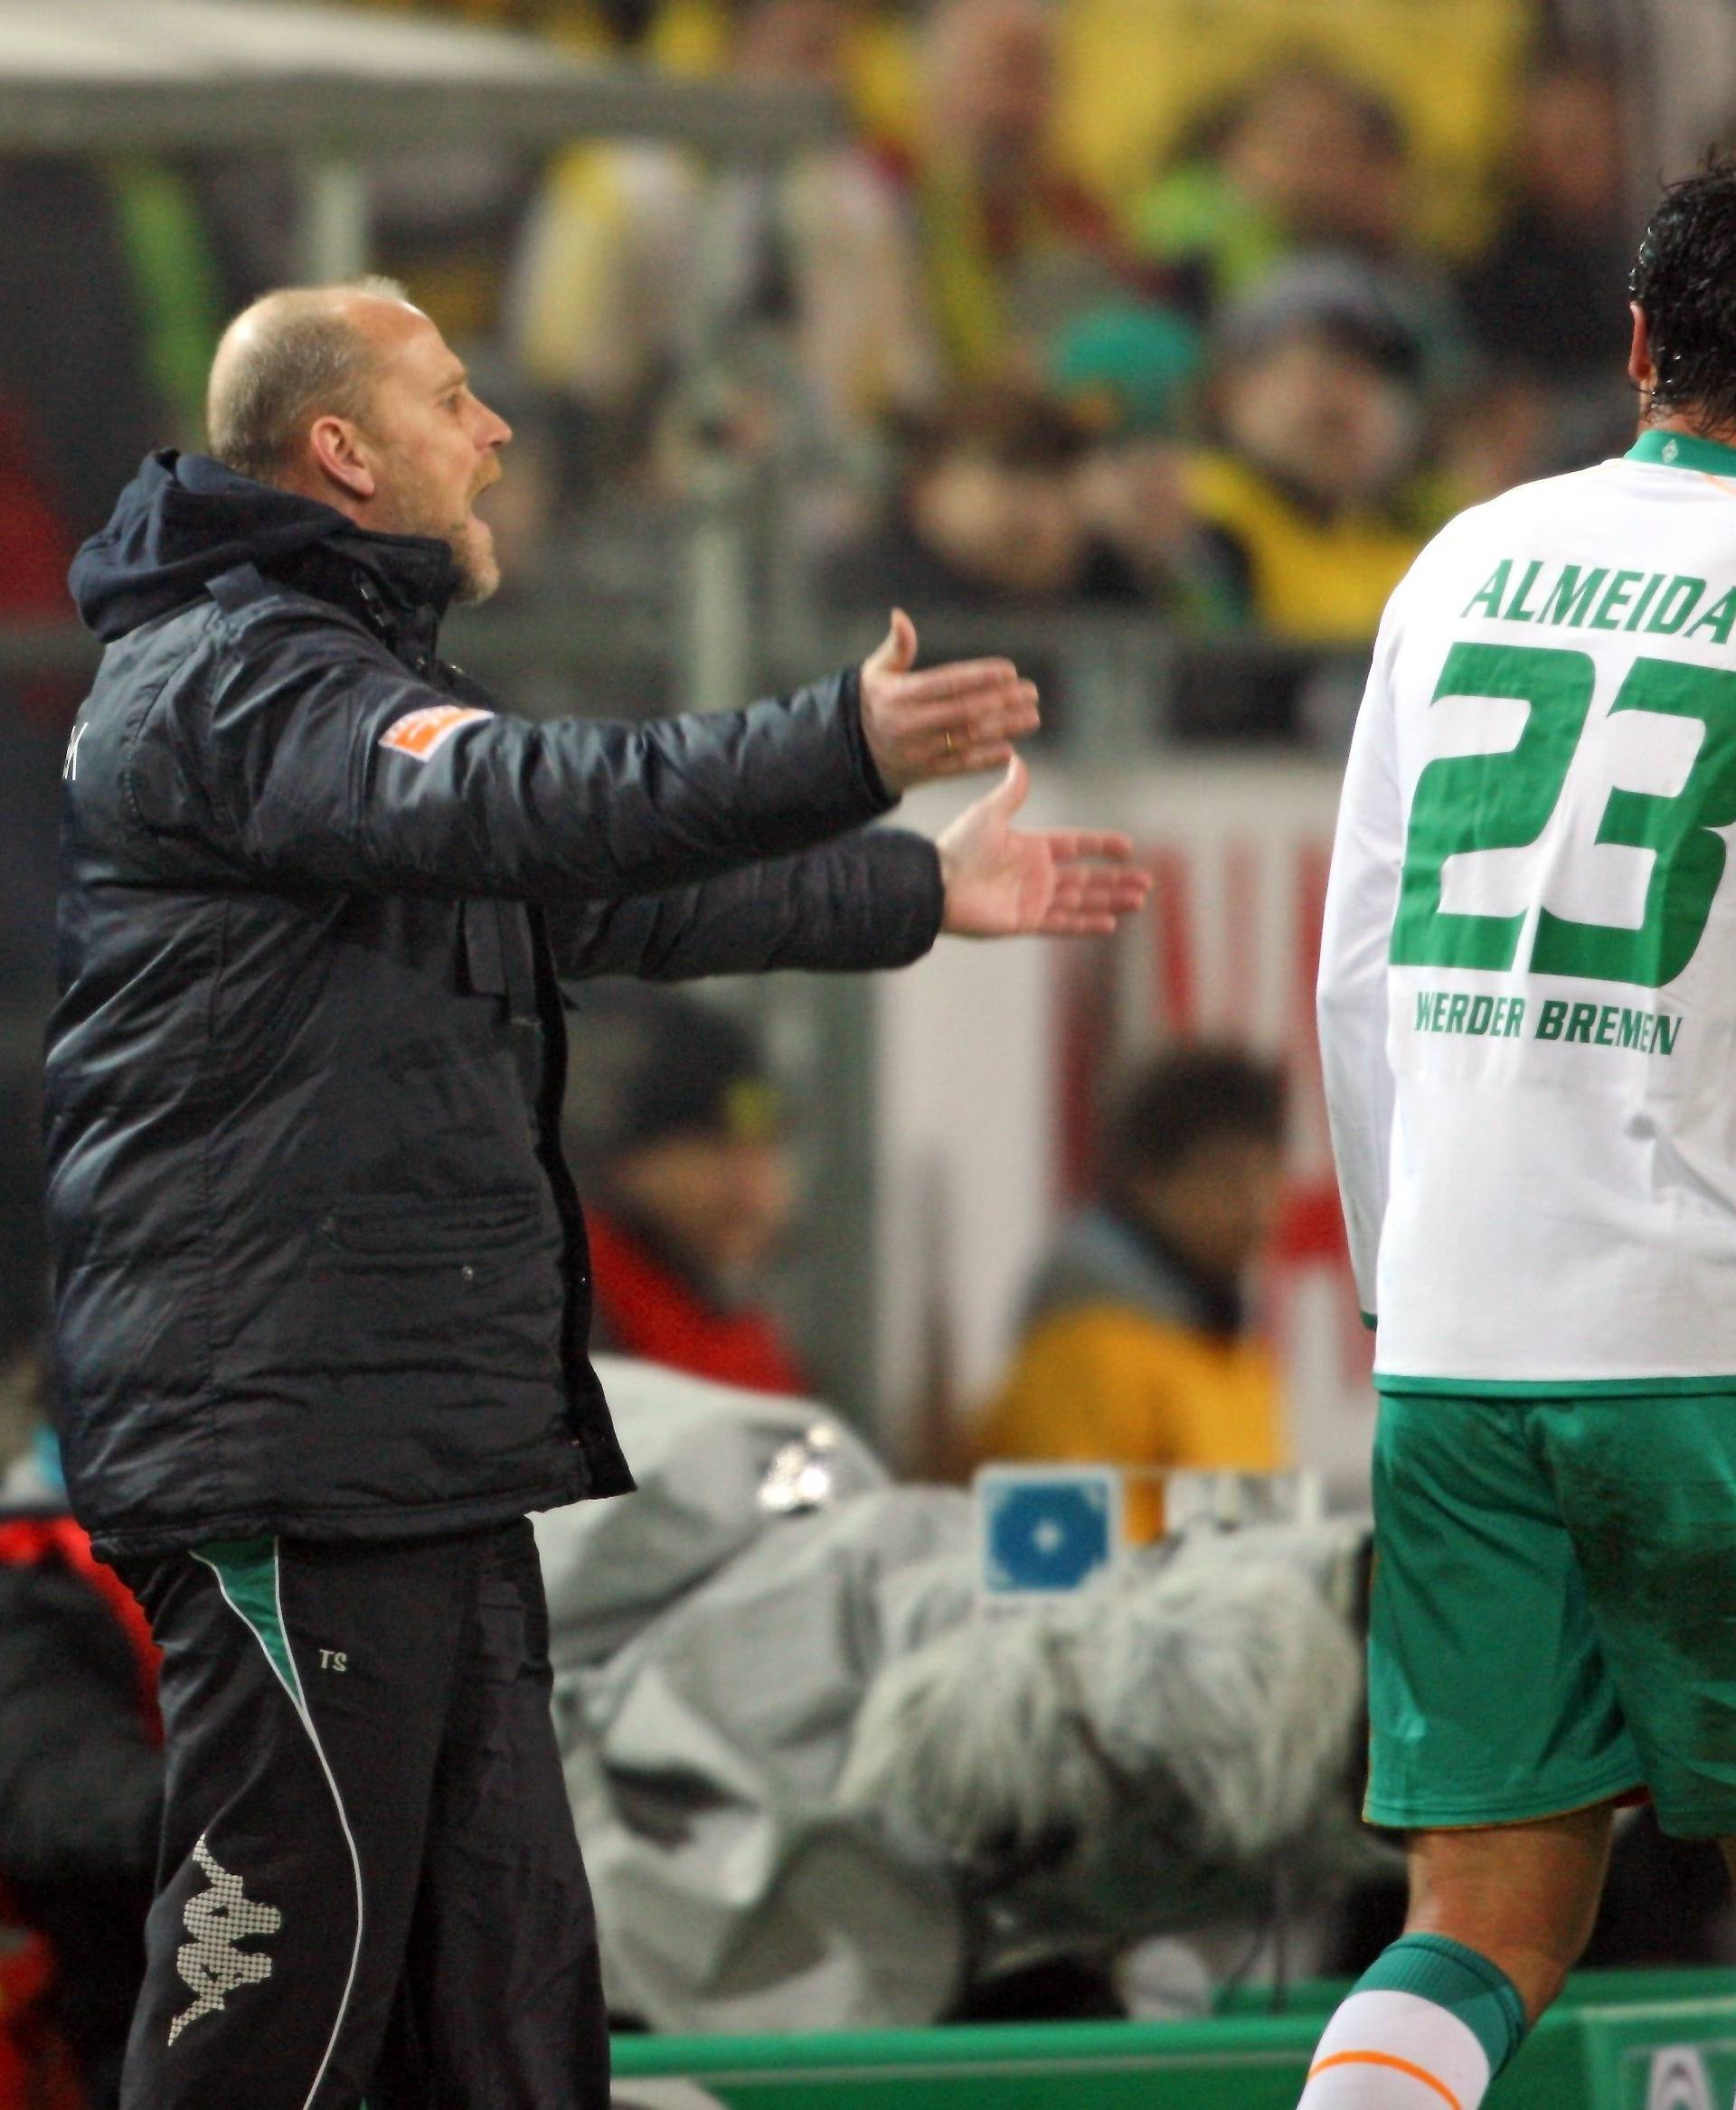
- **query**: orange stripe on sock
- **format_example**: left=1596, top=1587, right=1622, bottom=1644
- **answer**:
left=1307, top=2050, right=1462, bottom=2108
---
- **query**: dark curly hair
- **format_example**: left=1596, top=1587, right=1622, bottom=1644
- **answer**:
left=1630, top=158, right=1736, bottom=433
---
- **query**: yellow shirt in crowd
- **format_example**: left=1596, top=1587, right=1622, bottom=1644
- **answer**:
left=1185, top=450, right=1424, bottom=646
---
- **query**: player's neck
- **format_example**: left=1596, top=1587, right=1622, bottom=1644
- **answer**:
left=1641, top=408, right=1736, bottom=451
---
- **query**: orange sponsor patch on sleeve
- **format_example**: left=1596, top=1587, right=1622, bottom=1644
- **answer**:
left=378, top=703, right=494, bottom=762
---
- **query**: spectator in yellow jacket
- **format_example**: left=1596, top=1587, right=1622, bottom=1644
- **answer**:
left=968, top=1046, right=1288, bottom=1540
left=1186, top=255, right=1447, bottom=644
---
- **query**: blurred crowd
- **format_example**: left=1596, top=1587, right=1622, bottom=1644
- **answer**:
left=502, top=0, right=1651, bottom=643
left=0, top=0, right=1670, bottom=669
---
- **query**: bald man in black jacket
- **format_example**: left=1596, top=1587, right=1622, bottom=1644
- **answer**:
left=47, top=280, right=1146, bottom=2109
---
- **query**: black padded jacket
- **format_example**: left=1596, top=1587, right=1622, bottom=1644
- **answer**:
left=46, top=453, right=944, bottom=1559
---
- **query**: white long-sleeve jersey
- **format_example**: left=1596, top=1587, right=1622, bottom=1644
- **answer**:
left=1319, top=429, right=1736, bottom=1391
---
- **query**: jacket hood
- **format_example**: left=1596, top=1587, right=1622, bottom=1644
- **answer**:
left=69, top=451, right=455, bottom=644
left=1024, top=1205, right=1244, bottom=1339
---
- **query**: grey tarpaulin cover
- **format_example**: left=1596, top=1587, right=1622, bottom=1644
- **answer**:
left=534, top=1360, right=1369, bottom=2034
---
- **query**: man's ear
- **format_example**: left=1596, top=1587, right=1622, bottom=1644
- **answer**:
left=1628, top=302, right=1656, bottom=400
left=307, top=414, right=377, bottom=503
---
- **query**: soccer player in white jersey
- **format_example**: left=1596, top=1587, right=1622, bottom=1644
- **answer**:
left=1307, top=160, right=1736, bottom=2108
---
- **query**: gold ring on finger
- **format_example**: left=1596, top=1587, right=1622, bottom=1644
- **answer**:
left=944, top=729, right=955, bottom=757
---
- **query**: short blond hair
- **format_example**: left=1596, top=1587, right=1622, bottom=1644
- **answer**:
left=206, top=276, right=410, bottom=483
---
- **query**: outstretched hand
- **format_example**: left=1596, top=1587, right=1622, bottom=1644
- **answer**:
left=859, top=609, right=1041, bottom=794
left=937, top=756, right=1152, bottom=938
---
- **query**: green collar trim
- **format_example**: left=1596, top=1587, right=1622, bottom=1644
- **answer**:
left=1628, top=428, right=1736, bottom=476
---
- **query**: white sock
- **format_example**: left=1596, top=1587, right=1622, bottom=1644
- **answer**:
left=1296, top=1989, right=1493, bottom=2107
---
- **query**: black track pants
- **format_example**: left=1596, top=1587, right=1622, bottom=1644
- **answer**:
left=114, top=1520, right=609, bottom=2109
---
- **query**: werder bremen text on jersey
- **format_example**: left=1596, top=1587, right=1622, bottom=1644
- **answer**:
left=1410, top=986, right=1682, bottom=1054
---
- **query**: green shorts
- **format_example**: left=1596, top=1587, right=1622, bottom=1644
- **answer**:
left=1367, top=1387, right=1736, bottom=1839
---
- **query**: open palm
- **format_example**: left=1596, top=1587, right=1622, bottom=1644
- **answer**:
left=938, top=757, right=1152, bottom=937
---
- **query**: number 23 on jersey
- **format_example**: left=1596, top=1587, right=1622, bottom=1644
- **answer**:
left=1391, top=640, right=1736, bottom=989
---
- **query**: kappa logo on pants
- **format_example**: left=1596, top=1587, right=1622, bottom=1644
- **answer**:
left=169, top=1834, right=283, bottom=2044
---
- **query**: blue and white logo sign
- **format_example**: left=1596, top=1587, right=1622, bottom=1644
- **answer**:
left=976, top=1465, right=1124, bottom=1597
